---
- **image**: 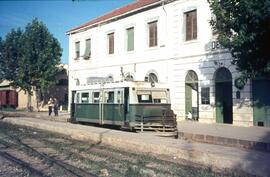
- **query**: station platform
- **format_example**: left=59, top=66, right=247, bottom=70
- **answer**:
left=177, top=121, right=270, bottom=152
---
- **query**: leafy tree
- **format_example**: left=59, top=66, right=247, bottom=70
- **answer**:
left=0, top=37, right=3, bottom=81
left=0, top=18, right=62, bottom=97
left=0, top=29, right=24, bottom=86
left=208, top=0, right=270, bottom=81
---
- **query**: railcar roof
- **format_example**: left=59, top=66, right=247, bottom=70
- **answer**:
left=74, top=81, right=169, bottom=91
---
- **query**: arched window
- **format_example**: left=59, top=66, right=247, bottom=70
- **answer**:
left=145, top=72, right=158, bottom=83
left=107, top=75, right=114, bottom=82
left=75, top=79, right=80, bottom=86
left=185, top=70, right=198, bottom=84
left=185, top=70, right=199, bottom=120
left=125, top=73, right=134, bottom=81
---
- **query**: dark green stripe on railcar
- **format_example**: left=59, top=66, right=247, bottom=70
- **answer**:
left=74, top=103, right=172, bottom=127
left=103, top=104, right=125, bottom=122
left=74, top=103, right=125, bottom=123
left=75, top=104, right=99, bottom=120
left=126, top=104, right=171, bottom=122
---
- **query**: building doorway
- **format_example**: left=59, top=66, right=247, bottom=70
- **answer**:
left=215, top=67, right=233, bottom=124
left=185, top=70, right=199, bottom=120
left=252, top=77, right=270, bottom=127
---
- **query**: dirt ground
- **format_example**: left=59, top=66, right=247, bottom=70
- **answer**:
left=0, top=122, right=252, bottom=177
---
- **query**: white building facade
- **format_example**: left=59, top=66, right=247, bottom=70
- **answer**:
left=67, top=0, right=270, bottom=127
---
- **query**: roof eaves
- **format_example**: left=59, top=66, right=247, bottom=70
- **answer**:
left=66, top=0, right=163, bottom=35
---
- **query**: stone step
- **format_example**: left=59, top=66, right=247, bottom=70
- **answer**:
left=178, top=131, right=270, bottom=152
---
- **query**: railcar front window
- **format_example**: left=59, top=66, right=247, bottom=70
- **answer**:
left=138, top=94, right=152, bottom=103
left=153, top=99, right=161, bottom=103
left=152, top=91, right=168, bottom=103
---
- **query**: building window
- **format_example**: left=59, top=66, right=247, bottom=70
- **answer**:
left=148, top=21, right=157, bottom=47
left=84, top=38, right=91, bottom=59
left=108, top=32, right=114, bottom=54
left=185, top=10, right=197, bottom=41
left=75, top=41, right=80, bottom=59
left=201, top=87, right=210, bottom=104
left=75, top=79, right=80, bottom=86
left=124, top=73, right=134, bottom=81
left=126, top=27, right=134, bottom=51
left=107, top=75, right=114, bottom=82
left=145, top=73, right=158, bottom=83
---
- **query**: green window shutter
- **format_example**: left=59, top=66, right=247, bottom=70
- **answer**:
left=192, top=10, right=197, bottom=39
left=84, top=39, right=91, bottom=59
left=127, top=27, right=134, bottom=51
left=75, top=41, right=80, bottom=58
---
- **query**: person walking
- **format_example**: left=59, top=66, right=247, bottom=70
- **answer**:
left=48, top=98, right=53, bottom=116
left=53, top=98, right=59, bottom=116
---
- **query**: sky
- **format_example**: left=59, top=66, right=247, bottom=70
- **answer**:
left=0, top=0, right=133, bottom=64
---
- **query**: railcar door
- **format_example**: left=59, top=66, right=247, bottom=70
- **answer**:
left=124, top=87, right=129, bottom=122
left=70, top=91, right=76, bottom=120
left=99, top=90, right=104, bottom=124
left=102, top=89, right=125, bottom=125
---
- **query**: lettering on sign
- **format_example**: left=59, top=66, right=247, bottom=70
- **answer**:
left=205, top=41, right=224, bottom=51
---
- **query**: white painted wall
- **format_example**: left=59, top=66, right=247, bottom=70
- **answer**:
left=68, top=0, right=253, bottom=127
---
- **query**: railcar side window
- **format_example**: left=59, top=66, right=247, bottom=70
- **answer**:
left=93, top=92, right=100, bottom=103
left=107, top=91, right=114, bottom=103
left=81, top=92, right=89, bottom=103
left=137, top=94, right=152, bottom=103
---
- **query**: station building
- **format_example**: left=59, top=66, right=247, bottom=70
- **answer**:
left=67, top=0, right=270, bottom=127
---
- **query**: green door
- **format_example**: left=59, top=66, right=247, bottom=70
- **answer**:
left=253, top=78, right=270, bottom=127
left=185, top=70, right=199, bottom=120
left=215, top=68, right=233, bottom=124
left=215, top=82, right=232, bottom=123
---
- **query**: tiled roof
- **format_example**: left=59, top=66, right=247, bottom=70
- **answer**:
left=67, top=0, right=161, bottom=34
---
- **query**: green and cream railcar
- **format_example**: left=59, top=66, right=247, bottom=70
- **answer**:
left=70, top=81, right=177, bottom=135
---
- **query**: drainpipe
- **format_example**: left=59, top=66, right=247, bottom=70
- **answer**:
left=162, top=0, right=167, bottom=42
left=162, top=0, right=169, bottom=83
